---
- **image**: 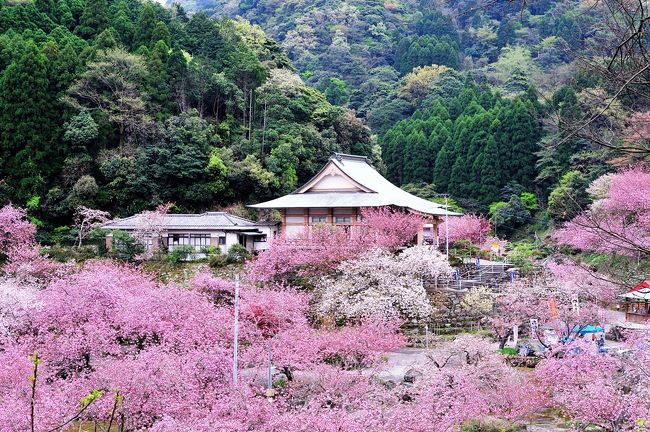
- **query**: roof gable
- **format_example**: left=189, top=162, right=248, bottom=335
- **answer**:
left=628, top=280, right=650, bottom=293
left=249, top=153, right=462, bottom=217
left=296, top=160, right=373, bottom=193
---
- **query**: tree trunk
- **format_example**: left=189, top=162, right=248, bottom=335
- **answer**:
left=281, top=366, right=294, bottom=382
left=498, top=328, right=513, bottom=350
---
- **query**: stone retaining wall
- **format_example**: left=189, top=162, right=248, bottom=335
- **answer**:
left=403, top=289, right=490, bottom=345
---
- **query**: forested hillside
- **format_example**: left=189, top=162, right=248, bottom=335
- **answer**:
left=0, top=0, right=375, bottom=234
left=1, top=0, right=649, bottom=241
left=178, top=0, right=649, bottom=224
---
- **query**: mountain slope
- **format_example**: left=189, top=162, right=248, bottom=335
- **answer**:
left=0, top=0, right=375, bottom=233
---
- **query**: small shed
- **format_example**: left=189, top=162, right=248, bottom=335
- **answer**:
left=620, top=280, right=650, bottom=323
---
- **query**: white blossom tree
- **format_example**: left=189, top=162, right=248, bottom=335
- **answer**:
left=133, top=202, right=173, bottom=259
left=0, top=277, right=39, bottom=337
left=73, top=206, right=111, bottom=247
left=317, top=246, right=452, bottom=322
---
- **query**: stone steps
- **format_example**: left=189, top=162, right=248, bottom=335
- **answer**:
left=427, top=261, right=510, bottom=294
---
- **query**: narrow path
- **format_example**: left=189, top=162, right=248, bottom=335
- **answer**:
left=377, top=348, right=429, bottom=383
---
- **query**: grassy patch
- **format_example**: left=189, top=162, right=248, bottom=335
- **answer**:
left=498, top=347, right=518, bottom=356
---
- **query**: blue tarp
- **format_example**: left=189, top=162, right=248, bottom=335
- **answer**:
left=573, top=325, right=604, bottom=335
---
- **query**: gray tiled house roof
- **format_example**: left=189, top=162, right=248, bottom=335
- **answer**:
left=103, top=212, right=276, bottom=231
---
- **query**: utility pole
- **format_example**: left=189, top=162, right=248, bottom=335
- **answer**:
left=233, top=274, right=240, bottom=386
left=267, top=339, right=273, bottom=391
left=444, top=194, right=449, bottom=261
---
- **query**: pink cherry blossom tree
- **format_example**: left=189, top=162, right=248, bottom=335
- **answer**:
left=554, top=166, right=650, bottom=257
left=386, top=335, right=542, bottom=431
left=248, top=206, right=425, bottom=283
left=490, top=261, right=618, bottom=349
left=0, top=205, right=36, bottom=253
left=0, top=205, right=56, bottom=281
left=534, top=341, right=650, bottom=431
left=0, top=261, right=410, bottom=431
left=4, top=205, right=646, bottom=431
left=439, top=213, right=492, bottom=246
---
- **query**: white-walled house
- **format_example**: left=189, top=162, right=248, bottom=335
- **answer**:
left=103, top=212, right=278, bottom=255
left=249, top=153, right=460, bottom=245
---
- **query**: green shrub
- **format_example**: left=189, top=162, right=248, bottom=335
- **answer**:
left=506, top=241, right=536, bottom=273
left=498, top=347, right=518, bottom=356
left=519, top=192, right=538, bottom=211
left=43, top=245, right=98, bottom=262
left=77, top=245, right=100, bottom=260
left=45, top=245, right=77, bottom=262
left=110, top=230, right=144, bottom=262
left=86, top=228, right=110, bottom=256
left=274, top=377, right=287, bottom=388
left=202, top=245, right=218, bottom=256
left=450, top=239, right=480, bottom=259
left=547, top=170, right=590, bottom=222
left=209, top=248, right=228, bottom=268
left=167, top=245, right=195, bottom=263
left=51, top=226, right=76, bottom=245
left=227, top=243, right=251, bottom=264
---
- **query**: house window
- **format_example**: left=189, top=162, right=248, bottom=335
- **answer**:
left=190, top=234, right=210, bottom=250
left=311, top=216, right=327, bottom=223
left=218, top=236, right=226, bottom=245
left=169, top=234, right=185, bottom=247
left=167, top=234, right=210, bottom=251
left=334, top=216, right=352, bottom=224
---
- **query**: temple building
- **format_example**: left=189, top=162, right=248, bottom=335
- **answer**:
left=249, top=153, right=459, bottom=245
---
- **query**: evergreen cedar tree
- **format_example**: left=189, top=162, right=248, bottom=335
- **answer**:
left=3, top=203, right=649, bottom=431
left=381, top=87, right=541, bottom=206
left=0, top=0, right=375, bottom=233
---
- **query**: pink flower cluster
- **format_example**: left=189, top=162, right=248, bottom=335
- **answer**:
left=0, top=205, right=57, bottom=280
left=490, top=261, right=619, bottom=348
left=438, top=213, right=492, bottom=245
left=554, top=166, right=650, bottom=256
left=0, top=262, right=405, bottom=431
left=3, top=205, right=650, bottom=431
left=534, top=341, right=650, bottom=430
left=248, top=207, right=424, bottom=282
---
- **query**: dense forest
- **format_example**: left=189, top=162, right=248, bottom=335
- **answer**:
left=1, top=0, right=649, bottom=241
left=0, top=0, right=376, bottom=236
left=170, top=0, right=649, bottom=225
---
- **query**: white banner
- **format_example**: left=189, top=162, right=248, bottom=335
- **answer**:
left=530, top=318, right=539, bottom=335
